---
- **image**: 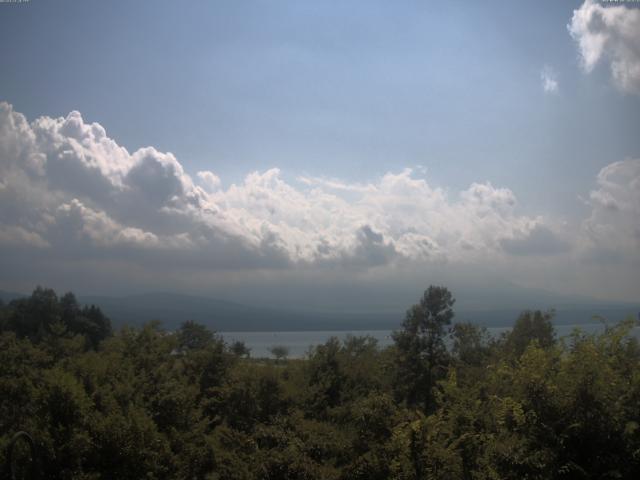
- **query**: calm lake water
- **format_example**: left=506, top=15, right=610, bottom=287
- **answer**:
left=221, top=323, right=640, bottom=359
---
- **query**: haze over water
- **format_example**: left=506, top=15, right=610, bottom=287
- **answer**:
left=222, top=322, right=640, bottom=358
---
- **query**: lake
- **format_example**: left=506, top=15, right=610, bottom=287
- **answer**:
left=221, top=322, right=640, bottom=359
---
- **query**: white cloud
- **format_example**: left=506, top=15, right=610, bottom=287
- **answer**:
left=569, top=0, right=640, bottom=94
left=541, top=66, right=559, bottom=94
left=0, top=225, right=49, bottom=249
left=0, top=102, right=542, bottom=272
left=580, top=158, right=640, bottom=262
left=0, top=102, right=638, bottom=301
left=55, top=199, right=161, bottom=249
left=197, top=170, right=222, bottom=191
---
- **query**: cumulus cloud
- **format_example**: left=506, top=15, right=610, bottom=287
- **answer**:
left=580, top=158, right=640, bottom=263
left=569, top=0, right=640, bottom=94
left=0, top=102, right=546, bottom=274
left=541, top=66, right=559, bottom=93
left=0, top=225, right=49, bottom=249
left=342, top=225, right=398, bottom=268
left=55, top=199, right=161, bottom=249
left=0, top=101, right=638, bottom=303
left=197, top=170, right=222, bottom=191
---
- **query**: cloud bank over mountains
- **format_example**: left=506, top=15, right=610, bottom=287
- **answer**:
left=0, top=102, right=638, bottom=301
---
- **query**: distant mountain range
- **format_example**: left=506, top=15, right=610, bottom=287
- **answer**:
left=79, top=292, right=401, bottom=331
left=1, top=289, right=638, bottom=332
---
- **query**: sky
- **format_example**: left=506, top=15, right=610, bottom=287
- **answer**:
left=0, top=0, right=639, bottom=312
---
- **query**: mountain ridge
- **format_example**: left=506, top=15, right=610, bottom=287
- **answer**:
left=2, top=289, right=638, bottom=332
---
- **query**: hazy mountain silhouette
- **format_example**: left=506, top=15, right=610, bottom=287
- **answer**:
left=77, top=292, right=399, bottom=331
left=2, top=289, right=637, bottom=331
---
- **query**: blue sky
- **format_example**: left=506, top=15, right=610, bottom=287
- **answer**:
left=2, top=0, right=638, bottom=211
left=0, top=0, right=639, bottom=308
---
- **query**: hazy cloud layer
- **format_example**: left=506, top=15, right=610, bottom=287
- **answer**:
left=569, top=0, right=640, bottom=94
left=0, top=103, right=638, bottom=300
left=501, top=225, right=570, bottom=256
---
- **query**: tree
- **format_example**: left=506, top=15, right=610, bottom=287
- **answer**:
left=177, top=320, right=214, bottom=351
left=79, top=304, right=112, bottom=347
left=269, top=345, right=290, bottom=362
left=306, top=337, right=344, bottom=416
left=7, top=286, right=61, bottom=341
left=60, top=293, right=112, bottom=348
left=505, top=309, right=556, bottom=358
left=231, top=340, right=251, bottom=358
left=2, top=289, right=112, bottom=349
left=450, top=322, right=490, bottom=367
left=0, top=299, right=8, bottom=332
left=392, top=286, right=455, bottom=411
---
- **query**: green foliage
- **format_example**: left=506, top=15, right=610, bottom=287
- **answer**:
left=305, top=335, right=388, bottom=419
left=450, top=321, right=491, bottom=367
left=2, top=285, right=640, bottom=479
left=178, top=320, right=215, bottom=351
left=392, top=286, right=455, bottom=411
left=504, top=309, right=556, bottom=358
left=1, top=287, right=112, bottom=348
left=269, top=345, right=290, bottom=362
left=231, top=340, right=251, bottom=358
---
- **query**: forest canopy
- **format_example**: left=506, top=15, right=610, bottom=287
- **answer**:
left=1, top=286, right=640, bottom=479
